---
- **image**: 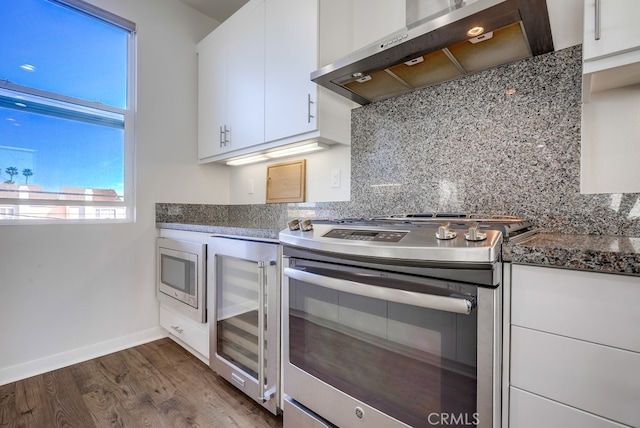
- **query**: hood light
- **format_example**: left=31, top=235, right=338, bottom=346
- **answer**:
left=466, top=26, right=485, bottom=37
left=225, top=142, right=329, bottom=166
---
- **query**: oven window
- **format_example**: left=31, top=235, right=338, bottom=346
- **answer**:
left=288, top=279, right=478, bottom=427
left=160, top=254, right=195, bottom=295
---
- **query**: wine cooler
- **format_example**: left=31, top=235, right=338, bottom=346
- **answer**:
left=208, top=235, right=280, bottom=415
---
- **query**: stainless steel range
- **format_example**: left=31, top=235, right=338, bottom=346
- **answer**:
left=279, top=214, right=532, bottom=428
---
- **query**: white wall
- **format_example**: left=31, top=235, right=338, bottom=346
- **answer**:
left=0, top=0, right=226, bottom=384
left=228, top=144, right=351, bottom=204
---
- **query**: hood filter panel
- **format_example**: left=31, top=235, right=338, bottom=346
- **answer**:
left=448, top=22, right=531, bottom=73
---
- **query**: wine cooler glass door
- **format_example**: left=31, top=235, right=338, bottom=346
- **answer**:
left=210, top=236, right=279, bottom=415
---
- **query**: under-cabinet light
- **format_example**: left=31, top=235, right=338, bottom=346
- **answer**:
left=225, top=142, right=329, bottom=166
left=226, top=154, right=269, bottom=166
left=265, top=142, right=328, bottom=158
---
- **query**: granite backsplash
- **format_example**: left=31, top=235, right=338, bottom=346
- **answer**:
left=158, top=45, right=640, bottom=236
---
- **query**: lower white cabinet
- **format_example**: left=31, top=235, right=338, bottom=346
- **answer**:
left=509, top=387, right=627, bottom=428
left=510, top=326, right=640, bottom=427
left=508, top=265, right=640, bottom=427
left=160, top=304, right=209, bottom=362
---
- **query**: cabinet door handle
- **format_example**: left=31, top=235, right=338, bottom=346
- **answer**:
left=224, top=125, right=230, bottom=145
left=219, top=126, right=224, bottom=147
left=170, top=325, right=183, bottom=334
left=307, top=94, right=315, bottom=123
left=594, top=0, right=601, bottom=41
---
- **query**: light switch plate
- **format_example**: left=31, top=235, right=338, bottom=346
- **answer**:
left=331, top=169, right=341, bottom=188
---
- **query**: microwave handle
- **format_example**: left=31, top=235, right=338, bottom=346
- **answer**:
left=283, top=267, right=475, bottom=315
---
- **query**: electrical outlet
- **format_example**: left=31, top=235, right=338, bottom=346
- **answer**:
left=330, top=169, right=340, bottom=188
left=248, top=179, right=255, bottom=194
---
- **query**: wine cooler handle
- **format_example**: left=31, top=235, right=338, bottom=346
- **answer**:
left=257, top=261, right=267, bottom=402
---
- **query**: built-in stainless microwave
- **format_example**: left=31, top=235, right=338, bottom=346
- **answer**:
left=156, top=237, right=206, bottom=323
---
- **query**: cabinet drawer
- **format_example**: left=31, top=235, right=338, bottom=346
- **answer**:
left=160, top=306, right=209, bottom=358
left=510, top=326, right=640, bottom=427
left=511, top=265, right=640, bottom=353
left=509, top=387, right=626, bottom=428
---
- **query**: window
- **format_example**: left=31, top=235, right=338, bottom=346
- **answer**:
left=0, top=0, right=136, bottom=222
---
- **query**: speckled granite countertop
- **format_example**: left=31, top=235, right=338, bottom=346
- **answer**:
left=157, top=222, right=281, bottom=240
left=508, top=233, right=640, bottom=276
left=159, top=222, right=640, bottom=276
left=156, top=200, right=640, bottom=276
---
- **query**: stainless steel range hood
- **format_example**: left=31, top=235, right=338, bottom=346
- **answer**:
left=311, top=0, right=554, bottom=105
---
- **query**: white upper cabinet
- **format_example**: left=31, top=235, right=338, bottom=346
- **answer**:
left=580, top=0, right=640, bottom=194
left=197, top=24, right=227, bottom=160
left=264, top=0, right=353, bottom=150
left=197, top=0, right=265, bottom=162
left=583, top=0, right=640, bottom=67
left=198, top=0, right=354, bottom=164
left=264, top=0, right=317, bottom=142
left=582, top=0, right=640, bottom=94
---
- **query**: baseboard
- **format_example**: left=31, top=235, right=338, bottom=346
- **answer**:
left=0, top=327, right=168, bottom=386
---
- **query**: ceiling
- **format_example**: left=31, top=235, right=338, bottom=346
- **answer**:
left=177, top=0, right=248, bottom=23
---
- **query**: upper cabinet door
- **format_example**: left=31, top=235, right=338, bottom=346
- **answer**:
left=225, top=0, right=265, bottom=151
left=197, top=25, right=228, bottom=160
left=197, top=0, right=265, bottom=161
left=583, top=0, right=640, bottom=64
left=264, top=0, right=318, bottom=143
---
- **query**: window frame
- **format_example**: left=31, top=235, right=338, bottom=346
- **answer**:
left=0, top=0, right=137, bottom=224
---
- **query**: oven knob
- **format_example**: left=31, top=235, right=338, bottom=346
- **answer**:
left=436, top=222, right=457, bottom=240
left=355, top=406, right=365, bottom=419
left=465, top=222, right=487, bottom=241
left=300, top=219, right=313, bottom=231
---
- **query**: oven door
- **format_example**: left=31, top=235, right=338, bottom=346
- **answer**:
left=282, top=255, right=500, bottom=428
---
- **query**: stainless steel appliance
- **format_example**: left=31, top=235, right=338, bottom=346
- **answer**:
left=208, top=235, right=281, bottom=415
left=156, top=237, right=206, bottom=323
left=280, top=214, right=532, bottom=428
left=311, top=0, right=553, bottom=105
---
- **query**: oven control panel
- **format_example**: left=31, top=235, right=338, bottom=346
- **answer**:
left=323, top=228, right=407, bottom=242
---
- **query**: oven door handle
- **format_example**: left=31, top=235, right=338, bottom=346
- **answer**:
left=283, top=268, right=475, bottom=315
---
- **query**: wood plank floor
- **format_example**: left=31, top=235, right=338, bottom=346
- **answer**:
left=0, top=338, right=283, bottom=428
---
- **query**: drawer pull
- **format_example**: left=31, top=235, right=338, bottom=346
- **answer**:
left=171, top=325, right=183, bottom=334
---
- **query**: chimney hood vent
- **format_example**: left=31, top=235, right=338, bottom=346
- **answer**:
left=311, top=0, right=554, bottom=105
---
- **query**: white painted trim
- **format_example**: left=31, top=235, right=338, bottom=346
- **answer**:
left=0, top=327, right=167, bottom=386
left=166, top=334, right=209, bottom=366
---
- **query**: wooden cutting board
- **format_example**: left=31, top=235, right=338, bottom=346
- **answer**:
left=266, top=160, right=306, bottom=203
